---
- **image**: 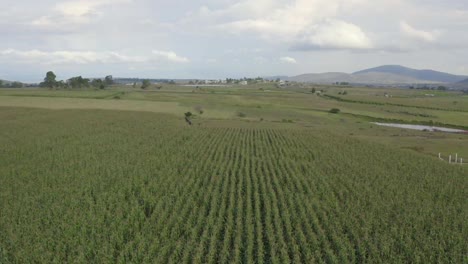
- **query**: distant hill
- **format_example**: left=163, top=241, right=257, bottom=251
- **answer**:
left=354, top=65, right=468, bottom=83
left=289, top=72, right=350, bottom=83
left=288, top=65, right=468, bottom=85
left=289, top=71, right=425, bottom=84
left=264, top=75, right=289, bottom=81
left=458, top=78, right=468, bottom=84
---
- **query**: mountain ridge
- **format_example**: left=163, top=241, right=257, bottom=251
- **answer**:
left=353, top=65, right=467, bottom=83
left=287, top=65, right=468, bottom=85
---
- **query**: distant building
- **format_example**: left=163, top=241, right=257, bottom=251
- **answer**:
left=240, top=80, right=248, bottom=85
left=204, top=79, right=224, bottom=84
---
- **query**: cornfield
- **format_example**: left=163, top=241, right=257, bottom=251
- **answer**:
left=0, top=108, right=466, bottom=263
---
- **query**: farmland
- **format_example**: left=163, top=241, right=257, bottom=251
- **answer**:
left=1, top=85, right=467, bottom=263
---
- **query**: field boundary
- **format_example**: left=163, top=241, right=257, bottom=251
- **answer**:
left=322, top=94, right=468, bottom=113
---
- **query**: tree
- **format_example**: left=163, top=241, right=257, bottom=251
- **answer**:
left=311, top=88, right=316, bottom=94
left=91, top=79, right=105, bottom=89
left=0, top=80, right=3, bottom=88
left=141, top=79, right=151, bottom=89
left=57, top=80, right=67, bottom=89
left=68, top=76, right=89, bottom=89
left=437, top=86, right=447, bottom=91
left=104, top=75, right=114, bottom=86
left=10, top=81, right=23, bottom=88
left=41, top=71, right=57, bottom=89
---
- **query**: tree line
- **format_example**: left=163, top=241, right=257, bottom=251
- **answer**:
left=40, top=71, right=114, bottom=89
left=0, top=80, right=24, bottom=88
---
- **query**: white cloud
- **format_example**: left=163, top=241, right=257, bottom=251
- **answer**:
left=254, top=56, right=268, bottom=64
left=32, top=0, right=132, bottom=27
left=54, top=0, right=132, bottom=17
left=0, top=49, right=145, bottom=64
left=151, top=50, right=190, bottom=63
left=207, top=0, right=372, bottom=50
left=295, top=20, right=373, bottom=50
left=400, top=21, right=439, bottom=42
left=0, top=49, right=189, bottom=65
left=280, top=56, right=297, bottom=64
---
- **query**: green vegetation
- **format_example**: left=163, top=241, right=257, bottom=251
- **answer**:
left=40, top=71, right=57, bottom=89
left=0, top=82, right=467, bottom=262
left=1, top=108, right=466, bottom=263
left=141, top=79, right=151, bottom=89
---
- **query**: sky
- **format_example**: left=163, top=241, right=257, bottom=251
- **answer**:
left=1, top=0, right=468, bottom=82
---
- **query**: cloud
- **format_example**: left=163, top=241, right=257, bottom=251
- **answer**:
left=0, top=49, right=189, bottom=65
left=151, top=50, right=190, bottom=63
left=280, top=57, right=297, bottom=64
left=32, top=0, right=132, bottom=27
left=400, top=21, right=439, bottom=42
left=205, top=0, right=372, bottom=51
left=0, top=49, right=145, bottom=64
left=293, top=20, right=373, bottom=50
left=2, top=0, right=468, bottom=82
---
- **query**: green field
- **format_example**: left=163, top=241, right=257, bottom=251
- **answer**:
left=1, top=85, right=467, bottom=262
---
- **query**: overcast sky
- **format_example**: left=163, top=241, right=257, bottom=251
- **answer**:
left=1, top=0, right=468, bottom=82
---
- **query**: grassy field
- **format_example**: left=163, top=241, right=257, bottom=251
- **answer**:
left=1, top=85, right=467, bottom=156
left=0, top=85, right=467, bottom=262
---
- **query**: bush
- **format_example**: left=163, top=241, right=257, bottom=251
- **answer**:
left=194, top=106, right=204, bottom=115
left=184, top=112, right=193, bottom=118
left=329, top=108, right=340, bottom=114
left=237, top=112, right=247, bottom=118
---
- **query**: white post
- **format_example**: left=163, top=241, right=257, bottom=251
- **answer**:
left=461, top=158, right=463, bottom=165
left=455, top=153, right=458, bottom=163
left=439, top=153, right=442, bottom=160
left=449, top=155, right=451, bottom=164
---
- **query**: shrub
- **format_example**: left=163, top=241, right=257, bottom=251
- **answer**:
left=237, top=112, right=247, bottom=118
left=194, top=106, right=204, bottom=115
left=329, top=108, right=340, bottom=114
